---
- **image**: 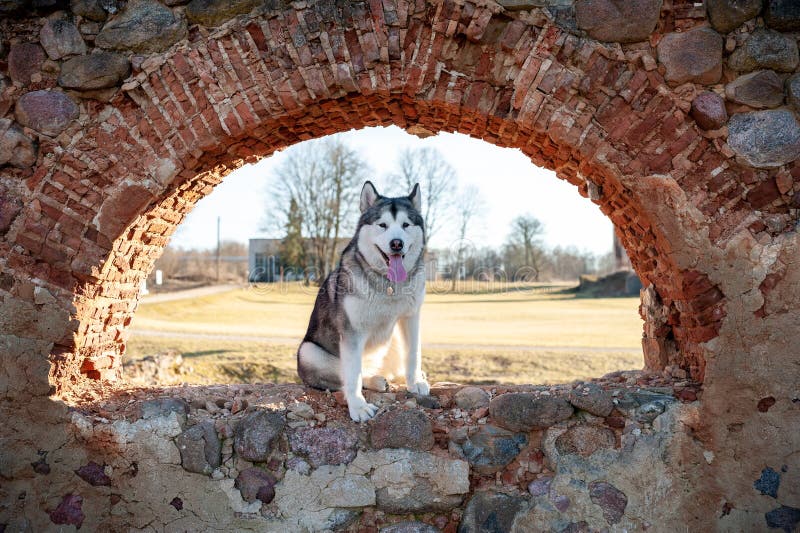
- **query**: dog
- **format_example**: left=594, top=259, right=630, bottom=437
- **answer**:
left=297, top=181, right=429, bottom=422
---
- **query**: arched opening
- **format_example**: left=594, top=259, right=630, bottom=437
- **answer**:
left=124, top=125, right=649, bottom=387
left=57, top=91, right=717, bottom=400
left=7, top=10, right=731, bottom=398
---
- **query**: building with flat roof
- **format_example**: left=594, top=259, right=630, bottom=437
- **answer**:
left=248, top=238, right=282, bottom=282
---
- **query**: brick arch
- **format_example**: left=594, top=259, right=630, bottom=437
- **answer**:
left=30, top=8, right=731, bottom=395
left=5, top=1, right=794, bottom=399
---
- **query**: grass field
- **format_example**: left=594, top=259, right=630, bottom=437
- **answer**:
left=127, top=281, right=644, bottom=385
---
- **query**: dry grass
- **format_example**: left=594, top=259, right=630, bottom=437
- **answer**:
left=127, top=281, right=644, bottom=385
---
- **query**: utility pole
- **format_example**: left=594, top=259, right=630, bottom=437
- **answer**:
left=216, top=216, right=221, bottom=282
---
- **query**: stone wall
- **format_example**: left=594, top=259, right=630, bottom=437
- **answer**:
left=0, top=0, right=799, bottom=531
left=2, top=378, right=705, bottom=531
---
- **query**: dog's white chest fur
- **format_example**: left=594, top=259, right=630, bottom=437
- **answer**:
left=342, top=278, right=424, bottom=381
left=343, top=281, right=422, bottom=346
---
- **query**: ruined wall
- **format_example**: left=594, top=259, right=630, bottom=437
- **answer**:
left=0, top=0, right=799, bottom=531
left=3, top=377, right=705, bottom=532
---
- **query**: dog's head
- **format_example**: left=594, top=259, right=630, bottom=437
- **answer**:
left=356, top=181, right=425, bottom=283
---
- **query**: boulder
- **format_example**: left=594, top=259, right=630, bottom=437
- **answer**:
left=8, top=43, right=46, bottom=85
left=175, top=421, right=221, bottom=474
left=568, top=383, right=614, bottom=416
left=528, top=476, right=553, bottom=497
left=321, top=475, right=376, bottom=508
left=96, top=0, right=187, bottom=53
left=706, top=0, right=763, bottom=33
left=754, top=467, right=781, bottom=497
left=489, top=393, right=573, bottom=432
left=765, top=506, right=800, bottom=532
left=458, top=491, right=528, bottom=533
left=728, top=109, right=800, bottom=168
left=357, top=449, right=470, bottom=514
left=71, top=0, right=108, bottom=21
left=376, top=480, right=464, bottom=514
left=725, top=70, right=785, bottom=108
left=554, top=425, right=616, bottom=457
left=185, top=0, right=262, bottom=27
left=459, top=424, right=528, bottom=474
left=74, top=461, right=111, bottom=486
left=691, top=91, right=728, bottom=130
left=589, top=481, right=628, bottom=525
left=409, top=392, right=441, bottom=409
left=370, top=408, right=434, bottom=451
left=49, top=494, right=84, bottom=529
left=58, top=52, right=131, bottom=90
left=235, top=467, right=276, bottom=503
left=40, top=19, right=87, bottom=60
left=289, top=426, right=358, bottom=467
left=728, top=29, right=799, bottom=73
left=15, top=90, right=79, bottom=137
left=635, top=400, right=667, bottom=423
left=0, top=119, right=37, bottom=168
left=234, top=410, right=285, bottom=462
left=764, top=0, right=800, bottom=31
left=787, top=74, right=800, bottom=113
left=575, top=0, right=662, bottom=43
left=657, top=27, right=723, bottom=86
left=136, top=397, right=189, bottom=421
left=453, top=386, right=490, bottom=410
left=33, top=287, right=56, bottom=305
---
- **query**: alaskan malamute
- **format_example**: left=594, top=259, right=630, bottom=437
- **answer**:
left=297, top=181, right=429, bottom=421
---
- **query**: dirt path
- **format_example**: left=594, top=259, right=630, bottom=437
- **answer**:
left=140, top=284, right=242, bottom=304
left=130, top=328, right=641, bottom=353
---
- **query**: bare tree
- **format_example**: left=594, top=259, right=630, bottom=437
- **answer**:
left=266, top=138, right=368, bottom=280
left=386, top=147, right=456, bottom=242
left=451, top=185, right=485, bottom=291
left=278, top=198, right=306, bottom=277
left=506, top=214, right=545, bottom=281
left=151, top=241, right=248, bottom=284
left=548, top=245, right=595, bottom=281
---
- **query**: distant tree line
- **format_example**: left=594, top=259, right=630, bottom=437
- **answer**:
left=444, top=242, right=617, bottom=284
left=150, top=241, right=248, bottom=286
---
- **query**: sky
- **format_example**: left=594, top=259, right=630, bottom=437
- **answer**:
left=169, top=126, right=614, bottom=256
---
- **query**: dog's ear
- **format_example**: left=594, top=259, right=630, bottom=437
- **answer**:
left=360, top=181, right=380, bottom=213
left=408, top=183, right=421, bottom=211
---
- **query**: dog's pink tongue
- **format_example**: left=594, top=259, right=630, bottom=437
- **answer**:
left=387, top=254, right=407, bottom=283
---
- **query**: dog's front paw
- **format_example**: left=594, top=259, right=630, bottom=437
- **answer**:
left=407, top=377, right=430, bottom=396
left=348, top=397, right=378, bottom=422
